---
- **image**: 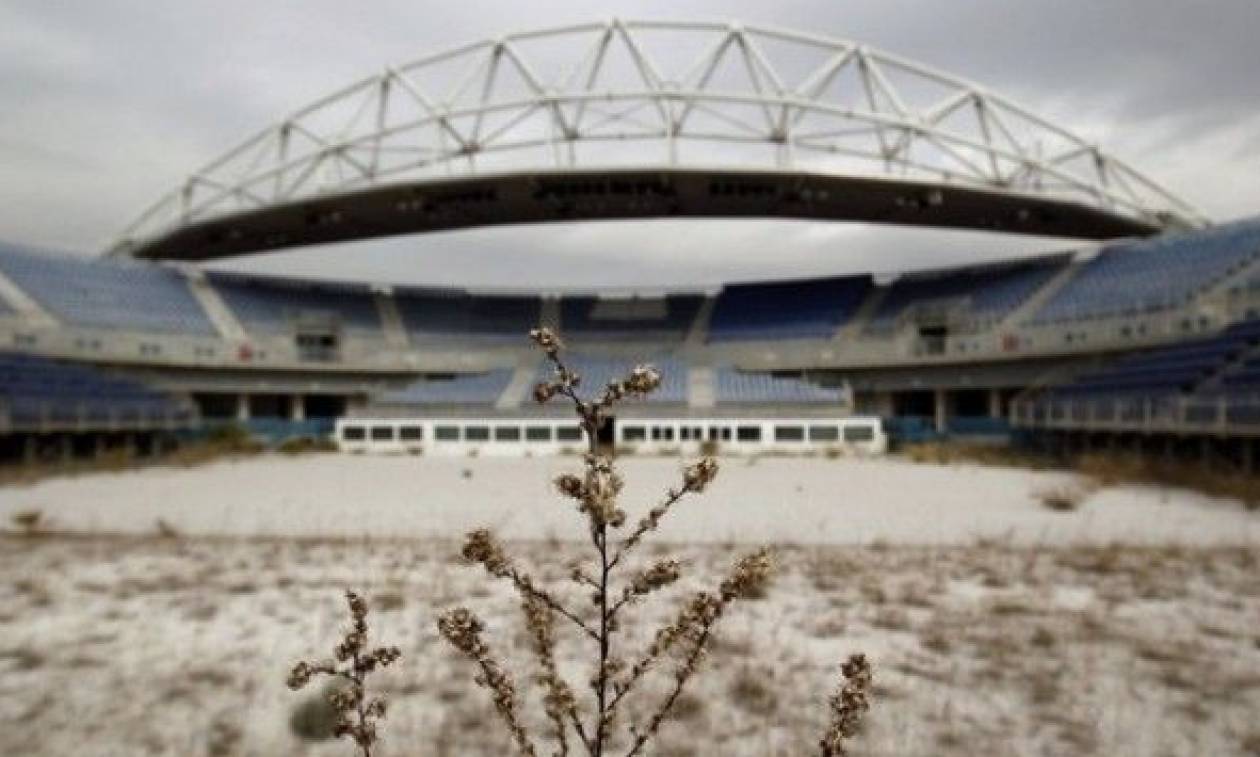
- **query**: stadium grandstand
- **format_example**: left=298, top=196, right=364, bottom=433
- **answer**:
left=4, top=214, right=1260, bottom=464
left=1, top=19, right=1257, bottom=468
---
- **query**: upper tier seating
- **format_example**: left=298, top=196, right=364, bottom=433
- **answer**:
left=0, top=351, right=192, bottom=426
left=708, top=275, right=872, bottom=342
left=394, top=289, right=541, bottom=341
left=714, top=368, right=843, bottom=404
left=560, top=295, right=702, bottom=340
left=378, top=369, right=515, bottom=405
left=0, top=243, right=214, bottom=335
left=536, top=354, right=688, bottom=403
left=1030, top=218, right=1260, bottom=324
left=207, top=272, right=382, bottom=334
left=868, top=258, right=1065, bottom=332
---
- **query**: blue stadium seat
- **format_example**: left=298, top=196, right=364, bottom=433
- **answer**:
left=394, top=289, right=540, bottom=341
left=1030, top=218, right=1260, bottom=324
left=708, top=275, right=871, bottom=342
left=534, top=354, right=688, bottom=403
left=560, top=295, right=701, bottom=341
left=868, top=258, right=1065, bottom=331
left=0, top=351, right=192, bottom=426
left=0, top=242, right=215, bottom=335
left=714, top=368, right=842, bottom=404
left=207, top=272, right=382, bottom=334
left=1048, top=317, right=1260, bottom=401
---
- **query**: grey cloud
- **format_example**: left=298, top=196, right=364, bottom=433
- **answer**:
left=0, top=0, right=1256, bottom=287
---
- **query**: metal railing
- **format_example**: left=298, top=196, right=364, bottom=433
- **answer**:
left=0, top=400, right=199, bottom=435
left=1011, top=394, right=1260, bottom=437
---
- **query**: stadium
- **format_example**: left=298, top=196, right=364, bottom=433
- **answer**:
left=3, top=20, right=1258, bottom=466
left=3, top=13, right=1260, bottom=757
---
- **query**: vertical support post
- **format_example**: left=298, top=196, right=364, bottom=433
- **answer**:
left=236, top=394, right=251, bottom=422
left=934, top=388, right=948, bottom=434
left=988, top=388, right=1002, bottom=418
left=290, top=395, right=306, bottom=422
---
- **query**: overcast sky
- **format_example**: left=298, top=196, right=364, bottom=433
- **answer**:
left=1, top=0, right=1257, bottom=290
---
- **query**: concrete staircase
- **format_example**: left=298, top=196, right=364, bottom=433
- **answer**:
left=0, top=268, right=57, bottom=327
left=1000, top=258, right=1084, bottom=328
left=183, top=269, right=247, bottom=340
left=836, top=285, right=887, bottom=339
left=684, top=295, right=717, bottom=346
left=374, top=290, right=410, bottom=348
left=540, top=297, right=561, bottom=332
left=1193, top=338, right=1260, bottom=393
left=496, top=359, right=542, bottom=410
left=688, top=365, right=716, bottom=409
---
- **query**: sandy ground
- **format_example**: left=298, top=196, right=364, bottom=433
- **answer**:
left=2, top=454, right=1258, bottom=546
left=2, top=454, right=1260, bottom=755
left=2, top=537, right=1259, bottom=756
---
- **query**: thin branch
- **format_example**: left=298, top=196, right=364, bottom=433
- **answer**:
left=510, top=567, right=601, bottom=642
left=623, top=614, right=718, bottom=757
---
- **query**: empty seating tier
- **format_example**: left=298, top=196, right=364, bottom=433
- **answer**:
left=536, top=354, right=688, bottom=403
left=714, top=368, right=843, bottom=404
left=0, top=351, right=192, bottom=427
left=1051, top=319, right=1260, bottom=399
left=560, top=295, right=702, bottom=340
left=708, top=275, right=871, bottom=342
left=1030, top=218, right=1260, bottom=324
left=868, top=258, right=1065, bottom=332
left=0, top=243, right=214, bottom=335
left=394, top=290, right=541, bottom=341
left=207, top=272, right=382, bottom=334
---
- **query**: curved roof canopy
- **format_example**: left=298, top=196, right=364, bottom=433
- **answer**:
left=114, top=19, right=1206, bottom=260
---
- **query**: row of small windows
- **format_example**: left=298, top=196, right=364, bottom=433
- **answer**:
left=620, top=424, right=875, bottom=443
left=343, top=424, right=582, bottom=443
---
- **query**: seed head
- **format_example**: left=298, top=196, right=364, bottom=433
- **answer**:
left=529, top=327, right=563, bottom=355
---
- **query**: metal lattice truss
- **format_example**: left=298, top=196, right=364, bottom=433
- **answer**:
left=117, top=19, right=1205, bottom=251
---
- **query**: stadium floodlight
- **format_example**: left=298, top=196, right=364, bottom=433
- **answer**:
left=112, top=19, right=1207, bottom=260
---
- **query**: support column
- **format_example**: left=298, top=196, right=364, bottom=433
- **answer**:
left=236, top=394, right=251, bottom=422
left=934, top=388, right=948, bottom=434
left=988, top=388, right=1003, bottom=418
left=290, top=395, right=306, bottom=422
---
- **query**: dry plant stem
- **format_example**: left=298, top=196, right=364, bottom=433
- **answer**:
left=539, top=340, right=643, bottom=755
left=450, top=329, right=778, bottom=757
left=624, top=620, right=715, bottom=757
left=545, top=349, right=615, bottom=755
left=523, top=596, right=576, bottom=756
left=286, top=591, right=401, bottom=757
left=819, top=654, right=874, bottom=756
left=438, top=607, right=538, bottom=756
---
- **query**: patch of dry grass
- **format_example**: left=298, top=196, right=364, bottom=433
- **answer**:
left=1034, top=483, right=1088, bottom=512
left=1075, top=451, right=1260, bottom=508
left=902, top=441, right=1053, bottom=469
left=0, top=426, right=269, bottom=488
